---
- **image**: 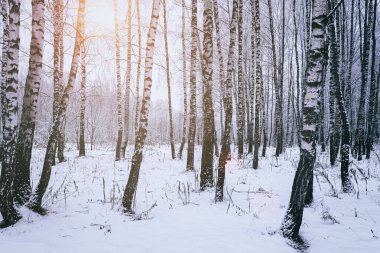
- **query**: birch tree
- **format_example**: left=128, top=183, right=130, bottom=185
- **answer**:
left=53, top=0, right=65, bottom=164
left=215, top=0, right=238, bottom=202
left=120, top=0, right=133, bottom=159
left=281, top=0, right=327, bottom=240
left=114, top=0, right=123, bottom=161
left=292, top=0, right=301, bottom=147
left=0, top=0, right=22, bottom=228
left=267, top=0, right=279, bottom=152
left=0, top=0, right=9, bottom=160
left=28, top=0, right=86, bottom=213
left=51, top=0, right=63, bottom=164
left=178, top=0, right=187, bottom=159
left=252, top=0, right=263, bottom=170
left=355, top=0, right=374, bottom=160
left=13, top=0, right=46, bottom=205
left=236, top=0, right=244, bottom=158
left=186, top=0, right=197, bottom=171
left=200, top=0, right=215, bottom=190
left=366, top=0, right=377, bottom=159
left=163, top=0, right=175, bottom=159
left=122, top=0, right=161, bottom=212
left=327, top=2, right=353, bottom=193
left=276, top=0, right=285, bottom=156
left=134, top=0, right=141, bottom=140
left=79, top=42, right=86, bottom=157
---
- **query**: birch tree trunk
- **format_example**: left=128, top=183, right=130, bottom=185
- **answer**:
left=276, top=0, right=285, bottom=156
left=56, top=0, right=66, bottom=164
left=186, top=0, right=197, bottom=171
left=346, top=0, right=355, bottom=149
left=213, top=0, right=230, bottom=157
left=365, top=0, right=377, bottom=159
left=261, top=73, right=267, bottom=157
left=293, top=0, right=301, bottom=147
left=178, top=0, right=187, bottom=159
left=28, top=0, right=86, bottom=212
left=113, top=0, right=123, bottom=161
left=0, top=0, right=9, bottom=160
left=200, top=0, right=215, bottom=190
left=267, top=0, right=279, bottom=150
left=0, top=0, right=22, bottom=228
left=327, top=5, right=353, bottom=193
left=236, top=0, right=244, bottom=158
left=213, top=0, right=225, bottom=136
left=52, top=0, right=63, bottom=165
left=120, top=0, right=133, bottom=159
left=215, top=0, right=238, bottom=202
left=248, top=3, right=255, bottom=155
left=13, top=0, right=45, bottom=205
left=356, top=0, right=374, bottom=161
left=79, top=43, right=86, bottom=157
left=252, top=0, right=263, bottom=170
left=328, top=14, right=337, bottom=166
left=134, top=0, right=141, bottom=141
left=163, top=0, right=175, bottom=160
left=122, top=0, right=160, bottom=212
left=281, top=0, right=327, bottom=240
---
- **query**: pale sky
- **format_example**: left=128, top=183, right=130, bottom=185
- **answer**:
left=18, top=0, right=192, bottom=110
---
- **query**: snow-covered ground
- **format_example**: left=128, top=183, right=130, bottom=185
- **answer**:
left=1, top=145, right=380, bottom=252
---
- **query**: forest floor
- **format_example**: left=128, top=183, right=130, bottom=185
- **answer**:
left=1, top=145, right=380, bottom=252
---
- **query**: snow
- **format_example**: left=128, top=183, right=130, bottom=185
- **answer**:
left=1, top=145, right=380, bottom=252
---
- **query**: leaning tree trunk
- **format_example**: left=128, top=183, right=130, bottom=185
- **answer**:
left=252, top=0, right=263, bottom=170
left=13, top=0, right=45, bottom=205
left=120, top=0, right=133, bottom=159
left=236, top=0, right=244, bottom=158
left=215, top=0, right=238, bottom=202
left=366, top=0, right=377, bottom=159
left=186, top=0, right=197, bottom=171
left=281, top=0, right=327, bottom=240
left=113, top=0, right=123, bottom=161
left=200, top=0, right=215, bottom=190
left=134, top=0, right=142, bottom=141
left=0, top=0, right=22, bottom=228
left=122, top=0, right=160, bottom=212
left=178, top=0, right=187, bottom=159
left=28, top=0, right=86, bottom=213
left=0, top=0, right=10, bottom=161
left=79, top=43, right=86, bottom=157
left=163, top=0, right=175, bottom=160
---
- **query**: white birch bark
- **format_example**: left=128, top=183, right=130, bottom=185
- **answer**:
left=13, top=0, right=46, bottom=205
left=122, top=0, right=161, bottom=212
left=0, top=0, right=22, bottom=227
